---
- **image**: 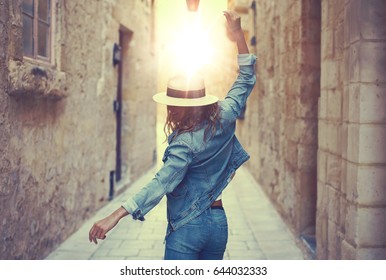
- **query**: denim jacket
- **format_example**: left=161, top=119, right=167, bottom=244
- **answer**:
left=122, top=53, right=256, bottom=235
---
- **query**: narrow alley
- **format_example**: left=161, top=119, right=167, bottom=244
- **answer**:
left=45, top=122, right=306, bottom=260
left=1, top=0, right=386, bottom=263
left=45, top=162, right=306, bottom=260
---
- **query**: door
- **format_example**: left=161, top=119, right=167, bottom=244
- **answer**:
left=115, top=31, right=123, bottom=182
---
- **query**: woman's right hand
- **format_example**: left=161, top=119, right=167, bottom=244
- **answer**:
left=223, top=10, right=249, bottom=53
left=223, top=10, right=242, bottom=34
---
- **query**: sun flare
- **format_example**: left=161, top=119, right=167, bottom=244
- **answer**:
left=168, top=14, right=216, bottom=75
left=156, top=0, right=229, bottom=92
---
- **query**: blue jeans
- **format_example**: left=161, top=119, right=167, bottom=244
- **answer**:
left=164, top=207, right=228, bottom=260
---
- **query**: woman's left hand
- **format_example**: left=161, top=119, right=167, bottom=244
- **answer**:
left=89, top=207, right=128, bottom=244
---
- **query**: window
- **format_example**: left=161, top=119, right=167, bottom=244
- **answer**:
left=9, top=0, right=67, bottom=99
left=22, top=0, right=52, bottom=61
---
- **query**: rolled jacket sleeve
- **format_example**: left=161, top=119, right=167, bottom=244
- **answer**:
left=221, top=53, right=257, bottom=121
left=121, top=140, right=192, bottom=221
left=238, top=53, right=257, bottom=66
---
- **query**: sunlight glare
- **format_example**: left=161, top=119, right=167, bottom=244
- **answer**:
left=169, top=14, right=215, bottom=75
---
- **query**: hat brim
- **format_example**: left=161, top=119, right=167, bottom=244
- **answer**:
left=153, top=92, right=219, bottom=107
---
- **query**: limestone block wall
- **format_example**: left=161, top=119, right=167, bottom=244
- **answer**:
left=233, top=0, right=386, bottom=260
left=317, top=0, right=386, bottom=259
left=0, top=0, right=157, bottom=259
left=236, top=0, right=321, bottom=237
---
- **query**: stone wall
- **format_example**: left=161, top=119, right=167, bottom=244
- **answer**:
left=235, top=0, right=321, bottom=237
left=0, top=0, right=157, bottom=259
left=234, top=0, right=386, bottom=259
left=317, top=0, right=386, bottom=259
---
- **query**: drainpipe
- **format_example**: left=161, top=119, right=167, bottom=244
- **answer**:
left=109, top=170, right=115, bottom=201
left=250, top=0, right=257, bottom=56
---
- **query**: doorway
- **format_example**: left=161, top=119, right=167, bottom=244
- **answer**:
left=115, top=31, right=123, bottom=182
left=298, top=0, right=321, bottom=258
left=115, top=27, right=133, bottom=183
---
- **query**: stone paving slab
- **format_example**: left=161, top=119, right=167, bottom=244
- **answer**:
left=46, top=165, right=306, bottom=260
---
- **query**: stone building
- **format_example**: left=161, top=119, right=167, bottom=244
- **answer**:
left=0, top=0, right=157, bottom=259
left=231, top=0, right=386, bottom=259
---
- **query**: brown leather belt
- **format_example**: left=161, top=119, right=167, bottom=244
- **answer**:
left=211, top=199, right=223, bottom=208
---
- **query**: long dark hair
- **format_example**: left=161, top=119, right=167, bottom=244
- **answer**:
left=164, top=103, right=221, bottom=142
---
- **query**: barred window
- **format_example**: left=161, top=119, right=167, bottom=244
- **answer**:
left=22, top=0, right=52, bottom=61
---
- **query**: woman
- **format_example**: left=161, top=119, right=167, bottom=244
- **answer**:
left=89, top=10, right=256, bottom=260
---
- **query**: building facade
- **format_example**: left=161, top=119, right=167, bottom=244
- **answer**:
left=0, top=0, right=157, bottom=259
left=231, top=0, right=386, bottom=259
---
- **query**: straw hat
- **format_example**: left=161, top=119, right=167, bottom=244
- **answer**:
left=153, top=74, right=218, bottom=107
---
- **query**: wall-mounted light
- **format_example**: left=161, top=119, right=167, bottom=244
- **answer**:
left=250, top=36, right=257, bottom=46
left=113, top=43, right=121, bottom=66
left=250, top=0, right=256, bottom=11
left=186, top=0, right=200, bottom=12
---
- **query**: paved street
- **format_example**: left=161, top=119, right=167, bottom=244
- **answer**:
left=46, top=165, right=307, bottom=260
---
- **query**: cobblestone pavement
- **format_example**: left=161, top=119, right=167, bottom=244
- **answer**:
left=46, top=165, right=306, bottom=260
